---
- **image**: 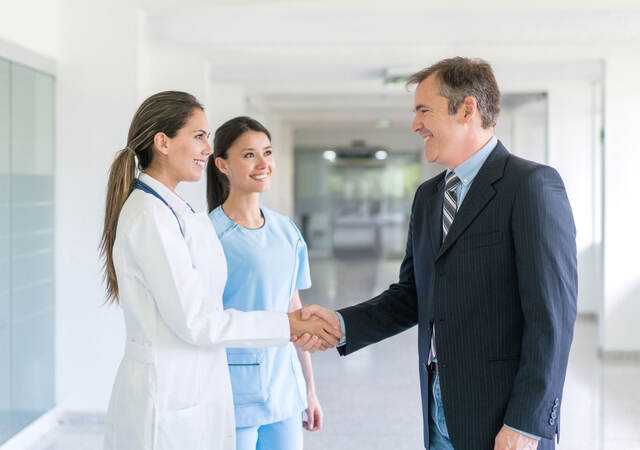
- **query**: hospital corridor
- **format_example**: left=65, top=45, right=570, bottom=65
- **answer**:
left=2, top=1, right=640, bottom=449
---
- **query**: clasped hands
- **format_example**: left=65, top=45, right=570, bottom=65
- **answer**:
left=287, top=305, right=342, bottom=353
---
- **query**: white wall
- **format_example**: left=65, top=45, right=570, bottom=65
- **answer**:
left=601, top=50, right=640, bottom=353
left=55, top=0, right=138, bottom=411
left=0, top=0, right=60, bottom=61
left=1, top=0, right=136, bottom=414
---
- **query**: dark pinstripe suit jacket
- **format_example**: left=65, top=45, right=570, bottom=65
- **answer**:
left=337, top=142, right=577, bottom=449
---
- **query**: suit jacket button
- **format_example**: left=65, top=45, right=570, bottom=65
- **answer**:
left=551, top=411, right=557, bottom=419
left=549, top=418, right=555, bottom=426
left=554, top=398, right=560, bottom=406
left=552, top=405, right=558, bottom=412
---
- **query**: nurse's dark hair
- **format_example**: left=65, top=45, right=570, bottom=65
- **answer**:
left=206, top=116, right=271, bottom=213
left=100, top=91, right=203, bottom=303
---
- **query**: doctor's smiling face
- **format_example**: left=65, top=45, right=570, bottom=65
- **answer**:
left=153, top=107, right=213, bottom=187
left=214, top=130, right=275, bottom=194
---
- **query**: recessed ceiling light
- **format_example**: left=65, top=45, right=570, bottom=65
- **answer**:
left=323, top=150, right=337, bottom=162
left=374, top=150, right=388, bottom=160
left=376, top=119, right=390, bottom=129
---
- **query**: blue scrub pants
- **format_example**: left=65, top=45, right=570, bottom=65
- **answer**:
left=236, top=414, right=303, bottom=450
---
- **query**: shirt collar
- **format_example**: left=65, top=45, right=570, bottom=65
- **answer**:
left=138, top=173, right=194, bottom=214
left=447, top=135, right=498, bottom=187
left=211, top=204, right=267, bottom=232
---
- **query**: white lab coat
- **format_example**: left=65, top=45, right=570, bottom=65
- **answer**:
left=103, top=173, right=290, bottom=450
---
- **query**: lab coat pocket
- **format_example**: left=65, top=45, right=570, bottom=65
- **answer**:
left=227, top=349, right=268, bottom=405
left=157, top=403, right=206, bottom=450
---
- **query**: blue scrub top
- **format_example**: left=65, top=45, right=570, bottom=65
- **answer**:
left=209, top=206, right=312, bottom=427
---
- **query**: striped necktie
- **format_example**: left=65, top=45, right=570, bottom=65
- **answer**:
left=442, top=171, right=461, bottom=242
left=429, top=171, right=462, bottom=365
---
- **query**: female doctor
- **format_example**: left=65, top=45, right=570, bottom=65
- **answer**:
left=99, top=91, right=340, bottom=450
left=207, top=116, right=322, bottom=450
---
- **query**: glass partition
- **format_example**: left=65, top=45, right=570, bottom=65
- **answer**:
left=0, top=57, right=55, bottom=445
left=0, top=57, right=11, bottom=444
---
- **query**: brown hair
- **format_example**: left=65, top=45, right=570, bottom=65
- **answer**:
left=407, top=57, right=501, bottom=129
left=99, top=91, right=203, bottom=303
left=206, top=116, right=271, bottom=213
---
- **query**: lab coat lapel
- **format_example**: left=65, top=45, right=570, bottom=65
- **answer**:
left=138, top=173, right=195, bottom=215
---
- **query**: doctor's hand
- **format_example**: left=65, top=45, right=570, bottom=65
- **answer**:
left=288, top=308, right=343, bottom=353
left=494, top=425, right=538, bottom=450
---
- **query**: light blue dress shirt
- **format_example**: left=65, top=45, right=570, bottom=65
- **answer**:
left=336, top=136, right=539, bottom=440
left=210, top=206, right=311, bottom=428
left=446, top=135, right=497, bottom=208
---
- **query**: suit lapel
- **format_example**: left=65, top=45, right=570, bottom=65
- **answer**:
left=436, top=143, right=509, bottom=260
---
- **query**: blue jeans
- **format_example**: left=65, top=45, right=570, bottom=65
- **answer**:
left=236, top=414, right=303, bottom=450
left=429, top=372, right=454, bottom=449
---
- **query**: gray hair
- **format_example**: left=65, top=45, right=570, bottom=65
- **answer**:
left=407, top=57, right=501, bottom=129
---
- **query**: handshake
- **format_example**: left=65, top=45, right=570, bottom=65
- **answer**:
left=287, top=305, right=343, bottom=353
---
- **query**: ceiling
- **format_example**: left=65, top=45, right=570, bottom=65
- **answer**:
left=140, top=1, right=634, bottom=131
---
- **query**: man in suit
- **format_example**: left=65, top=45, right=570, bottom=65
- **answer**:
left=299, top=57, right=577, bottom=449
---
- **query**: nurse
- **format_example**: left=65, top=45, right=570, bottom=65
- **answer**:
left=207, top=116, right=322, bottom=450
left=100, top=92, right=340, bottom=450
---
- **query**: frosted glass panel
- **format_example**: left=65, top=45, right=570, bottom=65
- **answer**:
left=0, top=57, right=10, bottom=444
left=0, top=61, right=55, bottom=445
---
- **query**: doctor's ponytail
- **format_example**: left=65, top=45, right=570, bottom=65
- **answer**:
left=100, top=91, right=203, bottom=303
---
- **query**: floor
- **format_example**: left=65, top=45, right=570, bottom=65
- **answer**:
left=24, top=255, right=640, bottom=450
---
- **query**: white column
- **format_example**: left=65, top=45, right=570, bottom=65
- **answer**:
left=207, top=82, right=247, bottom=130
left=547, top=82, right=602, bottom=316
left=138, top=37, right=213, bottom=211
left=138, top=40, right=208, bottom=103
left=237, top=94, right=295, bottom=217
left=261, top=113, right=295, bottom=217
left=56, top=0, right=138, bottom=411
left=601, top=50, right=640, bottom=354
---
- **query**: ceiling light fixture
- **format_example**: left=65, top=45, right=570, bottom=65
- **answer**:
left=374, top=150, right=388, bottom=160
left=323, top=150, right=337, bottom=162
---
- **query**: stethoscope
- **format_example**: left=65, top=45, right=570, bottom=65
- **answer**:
left=133, top=179, right=195, bottom=238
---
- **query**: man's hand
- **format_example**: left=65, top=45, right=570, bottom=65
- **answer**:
left=300, top=304, right=341, bottom=330
left=288, top=308, right=343, bottom=353
left=494, top=425, right=539, bottom=450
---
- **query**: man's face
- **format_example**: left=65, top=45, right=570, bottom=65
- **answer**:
left=411, top=74, right=464, bottom=168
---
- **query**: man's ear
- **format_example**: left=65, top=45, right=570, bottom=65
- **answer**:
left=153, top=132, right=170, bottom=156
left=461, top=96, right=477, bottom=123
left=215, top=156, right=229, bottom=176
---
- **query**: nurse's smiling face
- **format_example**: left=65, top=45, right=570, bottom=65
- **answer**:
left=154, top=108, right=213, bottom=187
left=214, top=130, right=275, bottom=194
